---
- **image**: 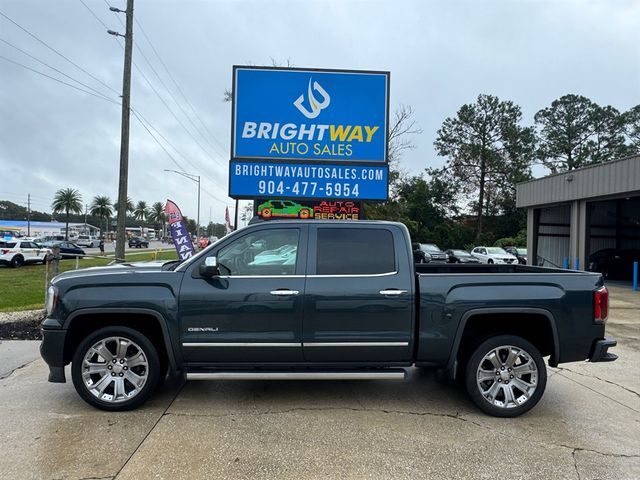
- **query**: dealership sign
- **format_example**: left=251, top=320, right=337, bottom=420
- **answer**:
left=229, top=161, right=388, bottom=200
left=232, top=67, right=390, bottom=163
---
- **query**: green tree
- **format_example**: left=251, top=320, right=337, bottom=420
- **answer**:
left=90, top=195, right=113, bottom=235
left=534, top=94, right=631, bottom=172
left=148, top=202, right=166, bottom=237
left=133, top=201, right=149, bottom=221
left=434, top=94, right=535, bottom=239
left=206, top=222, right=226, bottom=238
left=624, top=105, right=640, bottom=150
left=51, top=188, right=83, bottom=240
left=114, top=196, right=134, bottom=218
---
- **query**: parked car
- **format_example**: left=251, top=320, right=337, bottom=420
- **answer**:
left=504, top=246, right=528, bottom=265
left=0, top=240, right=52, bottom=267
left=76, top=235, right=99, bottom=248
left=128, top=237, right=149, bottom=248
left=197, top=237, right=210, bottom=249
left=412, top=243, right=447, bottom=263
left=41, top=220, right=616, bottom=417
left=445, top=249, right=480, bottom=264
left=588, top=248, right=640, bottom=280
left=471, top=246, right=518, bottom=264
left=41, top=241, right=85, bottom=259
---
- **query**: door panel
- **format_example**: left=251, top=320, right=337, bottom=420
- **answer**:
left=303, top=226, right=414, bottom=362
left=180, top=226, right=307, bottom=363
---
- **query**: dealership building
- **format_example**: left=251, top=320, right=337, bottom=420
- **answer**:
left=516, top=155, right=640, bottom=273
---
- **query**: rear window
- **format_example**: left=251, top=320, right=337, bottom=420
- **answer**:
left=316, top=228, right=395, bottom=275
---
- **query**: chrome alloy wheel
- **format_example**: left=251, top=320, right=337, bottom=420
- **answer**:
left=81, top=336, right=149, bottom=403
left=476, top=345, right=538, bottom=409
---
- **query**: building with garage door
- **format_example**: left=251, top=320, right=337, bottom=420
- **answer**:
left=516, top=154, right=640, bottom=279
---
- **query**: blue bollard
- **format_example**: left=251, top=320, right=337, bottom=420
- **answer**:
left=574, top=257, right=579, bottom=270
left=563, top=257, right=569, bottom=269
left=634, top=261, right=638, bottom=292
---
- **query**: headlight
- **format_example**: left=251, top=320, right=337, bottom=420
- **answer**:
left=45, top=285, right=58, bottom=317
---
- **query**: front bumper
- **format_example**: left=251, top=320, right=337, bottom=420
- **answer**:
left=40, top=321, right=67, bottom=382
left=589, top=336, right=618, bottom=362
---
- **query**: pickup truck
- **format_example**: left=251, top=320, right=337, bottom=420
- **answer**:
left=40, top=221, right=617, bottom=417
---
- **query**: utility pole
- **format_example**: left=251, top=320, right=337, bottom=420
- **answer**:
left=84, top=204, right=88, bottom=234
left=27, top=193, right=31, bottom=236
left=109, top=0, right=134, bottom=263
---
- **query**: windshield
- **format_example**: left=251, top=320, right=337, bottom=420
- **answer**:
left=421, top=244, right=442, bottom=253
left=452, top=250, right=470, bottom=256
left=517, top=248, right=527, bottom=255
left=487, top=247, right=508, bottom=255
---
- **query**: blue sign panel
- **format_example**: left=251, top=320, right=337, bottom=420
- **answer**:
left=229, top=161, right=388, bottom=200
left=232, top=67, right=389, bottom=163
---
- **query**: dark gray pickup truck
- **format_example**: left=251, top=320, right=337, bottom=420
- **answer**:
left=40, top=220, right=617, bottom=417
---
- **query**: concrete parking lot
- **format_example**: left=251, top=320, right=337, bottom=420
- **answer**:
left=1, top=286, right=638, bottom=480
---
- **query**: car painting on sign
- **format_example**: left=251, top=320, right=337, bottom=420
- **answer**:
left=232, top=66, right=390, bottom=163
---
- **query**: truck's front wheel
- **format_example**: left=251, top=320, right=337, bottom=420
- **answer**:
left=464, top=335, right=546, bottom=417
left=71, top=326, right=161, bottom=411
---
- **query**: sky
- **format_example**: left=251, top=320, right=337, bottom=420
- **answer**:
left=0, top=0, right=638, bottom=224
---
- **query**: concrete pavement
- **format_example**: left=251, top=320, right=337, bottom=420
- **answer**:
left=0, top=287, right=638, bottom=479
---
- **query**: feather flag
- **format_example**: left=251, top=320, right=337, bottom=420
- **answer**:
left=165, top=199, right=196, bottom=260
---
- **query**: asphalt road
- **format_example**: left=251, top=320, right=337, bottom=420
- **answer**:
left=0, top=286, right=638, bottom=480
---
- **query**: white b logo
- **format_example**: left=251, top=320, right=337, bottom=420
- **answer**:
left=293, top=78, right=331, bottom=119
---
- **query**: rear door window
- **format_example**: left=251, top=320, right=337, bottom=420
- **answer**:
left=316, top=228, right=395, bottom=275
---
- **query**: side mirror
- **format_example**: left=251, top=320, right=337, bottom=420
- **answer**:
left=199, top=256, right=220, bottom=277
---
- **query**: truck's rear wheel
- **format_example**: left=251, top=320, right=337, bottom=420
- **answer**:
left=464, top=335, right=546, bottom=417
left=71, top=326, right=160, bottom=411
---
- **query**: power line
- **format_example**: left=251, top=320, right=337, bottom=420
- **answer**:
left=102, top=2, right=226, bottom=168
left=131, top=110, right=228, bottom=205
left=0, top=37, right=117, bottom=101
left=0, top=9, right=120, bottom=96
left=0, top=54, right=121, bottom=105
left=133, top=16, right=228, bottom=157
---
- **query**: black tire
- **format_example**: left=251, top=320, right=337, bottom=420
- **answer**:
left=71, top=326, right=161, bottom=411
left=10, top=255, right=24, bottom=268
left=464, top=335, right=547, bottom=417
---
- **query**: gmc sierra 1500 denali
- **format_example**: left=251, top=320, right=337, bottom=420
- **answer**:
left=40, top=221, right=617, bottom=417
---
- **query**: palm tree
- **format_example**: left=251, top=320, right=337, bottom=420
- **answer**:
left=51, top=188, right=83, bottom=240
left=148, top=201, right=166, bottom=239
left=114, top=196, right=135, bottom=218
left=90, top=195, right=113, bottom=235
left=133, top=200, right=149, bottom=221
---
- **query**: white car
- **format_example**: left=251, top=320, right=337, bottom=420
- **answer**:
left=76, top=235, right=99, bottom=248
left=471, top=246, right=518, bottom=264
left=0, top=239, right=52, bottom=268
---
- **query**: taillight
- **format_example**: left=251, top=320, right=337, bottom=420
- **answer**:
left=594, top=286, right=608, bottom=323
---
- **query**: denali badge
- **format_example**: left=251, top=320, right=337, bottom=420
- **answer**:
left=187, top=327, right=219, bottom=332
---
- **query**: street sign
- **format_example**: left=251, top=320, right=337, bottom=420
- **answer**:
left=232, top=66, right=389, bottom=163
left=229, top=161, right=388, bottom=200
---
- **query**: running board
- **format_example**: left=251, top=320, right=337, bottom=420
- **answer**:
left=186, top=369, right=407, bottom=381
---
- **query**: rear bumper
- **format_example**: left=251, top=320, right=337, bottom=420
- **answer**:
left=589, top=336, right=618, bottom=362
left=40, top=323, right=67, bottom=382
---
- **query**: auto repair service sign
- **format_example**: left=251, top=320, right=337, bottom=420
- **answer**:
left=232, top=67, right=389, bottom=163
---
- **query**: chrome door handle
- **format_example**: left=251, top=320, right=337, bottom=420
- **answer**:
left=379, top=289, right=408, bottom=296
left=270, top=290, right=300, bottom=296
